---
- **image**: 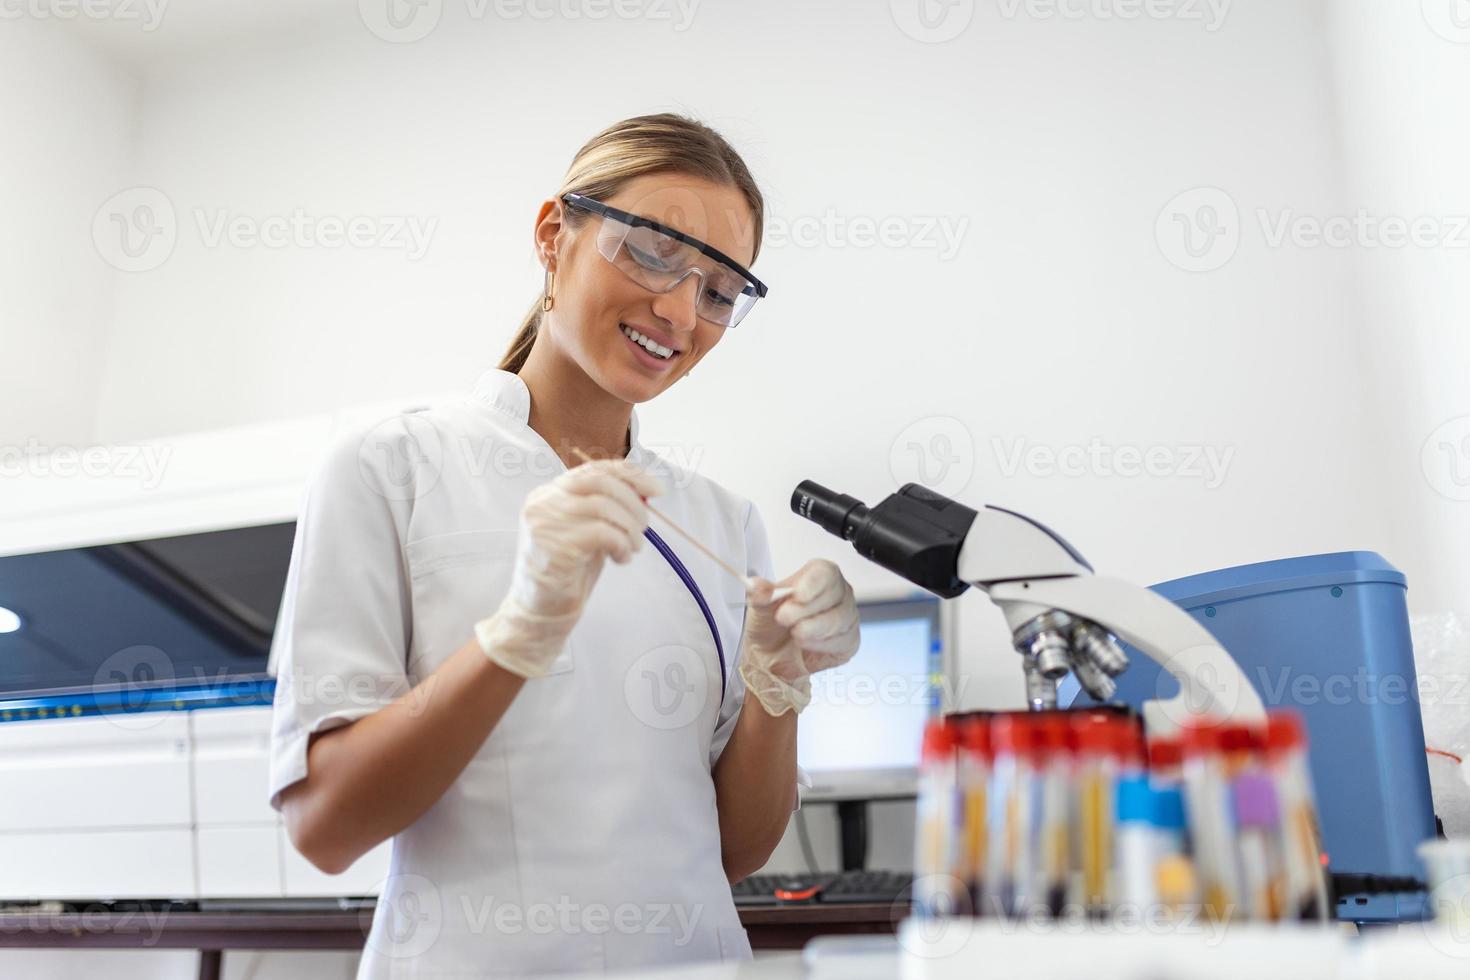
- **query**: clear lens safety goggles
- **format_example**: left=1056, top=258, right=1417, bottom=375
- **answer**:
left=561, top=192, right=768, bottom=328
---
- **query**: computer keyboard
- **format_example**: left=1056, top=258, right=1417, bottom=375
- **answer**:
left=815, top=869, right=914, bottom=904
left=729, top=870, right=912, bottom=905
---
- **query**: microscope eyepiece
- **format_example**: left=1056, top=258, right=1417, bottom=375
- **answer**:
left=791, top=481, right=869, bottom=540
left=790, top=479, right=978, bottom=598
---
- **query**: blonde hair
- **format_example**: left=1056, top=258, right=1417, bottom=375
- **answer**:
left=497, top=113, right=766, bottom=373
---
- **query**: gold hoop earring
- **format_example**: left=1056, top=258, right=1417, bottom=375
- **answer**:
left=542, top=268, right=555, bottom=312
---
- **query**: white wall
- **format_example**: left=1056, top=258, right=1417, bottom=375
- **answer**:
left=1324, top=0, right=1470, bottom=618
left=0, top=17, right=136, bottom=450
left=4, top=0, right=1466, bottom=974
left=87, top=0, right=1400, bottom=705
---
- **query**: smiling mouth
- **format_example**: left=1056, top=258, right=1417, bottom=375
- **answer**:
left=620, top=323, right=679, bottom=361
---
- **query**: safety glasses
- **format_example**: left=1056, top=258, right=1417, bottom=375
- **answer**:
left=561, top=192, right=768, bottom=328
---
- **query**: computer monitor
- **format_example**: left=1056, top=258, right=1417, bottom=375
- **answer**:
left=796, top=594, right=944, bottom=801
left=0, top=522, right=294, bottom=710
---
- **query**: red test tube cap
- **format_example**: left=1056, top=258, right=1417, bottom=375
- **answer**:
left=990, top=713, right=1036, bottom=757
left=1266, top=710, right=1307, bottom=755
left=922, top=718, right=957, bottom=763
left=1148, top=737, right=1183, bottom=770
left=959, top=715, right=992, bottom=758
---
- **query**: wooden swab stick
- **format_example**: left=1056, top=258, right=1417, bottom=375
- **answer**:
left=568, top=447, right=794, bottom=602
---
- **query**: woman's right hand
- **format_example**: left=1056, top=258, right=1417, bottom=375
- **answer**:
left=474, top=457, right=665, bottom=678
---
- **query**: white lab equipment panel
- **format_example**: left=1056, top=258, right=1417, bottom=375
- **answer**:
left=0, top=712, right=193, bottom=832
left=0, top=829, right=197, bottom=900
left=197, top=826, right=283, bottom=898
left=190, top=705, right=284, bottom=897
left=190, top=705, right=277, bottom=826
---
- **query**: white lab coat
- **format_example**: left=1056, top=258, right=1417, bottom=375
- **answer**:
left=268, top=368, right=788, bottom=977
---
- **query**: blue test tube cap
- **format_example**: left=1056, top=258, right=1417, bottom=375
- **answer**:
left=1115, top=775, right=1154, bottom=824
left=1151, top=786, right=1186, bottom=831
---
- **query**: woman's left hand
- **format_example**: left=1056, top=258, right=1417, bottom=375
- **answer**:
left=739, top=559, right=861, bottom=716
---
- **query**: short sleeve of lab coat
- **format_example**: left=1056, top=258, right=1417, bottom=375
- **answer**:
left=708, top=500, right=811, bottom=810
left=266, top=423, right=415, bottom=812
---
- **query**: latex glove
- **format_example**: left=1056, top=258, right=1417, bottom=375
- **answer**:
left=738, top=559, right=861, bottom=716
left=475, top=458, right=664, bottom=678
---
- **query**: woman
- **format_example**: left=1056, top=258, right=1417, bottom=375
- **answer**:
left=267, top=113, right=862, bottom=977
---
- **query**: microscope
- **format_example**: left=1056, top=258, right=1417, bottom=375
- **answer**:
left=791, top=481, right=1265, bottom=732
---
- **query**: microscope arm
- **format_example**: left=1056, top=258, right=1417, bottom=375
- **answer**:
left=790, top=479, right=1266, bottom=730
left=986, top=576, right=1266, bottom=732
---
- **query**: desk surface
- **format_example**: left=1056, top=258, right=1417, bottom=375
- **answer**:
left=0, top=902, right=907, bottom=951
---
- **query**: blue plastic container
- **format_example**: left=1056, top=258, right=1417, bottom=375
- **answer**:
left=1062, top=551, right=1437, bottom=922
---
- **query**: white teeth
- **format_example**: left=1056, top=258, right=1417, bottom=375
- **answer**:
left=621, top=324, right=673, bottom=360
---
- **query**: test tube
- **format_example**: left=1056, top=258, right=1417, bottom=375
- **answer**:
left=957, top=716, right=992, bottom=913
left=1114, top=776, right=1159, bottom=915
left=914, top=718, right=962, bottom=918
left=1034, top=716, right=1073, bottom=916
left=1231, top=772, right=1287, bottom=921
left=1263, top=711, right=1331, bottom=921
left=1150, top=784, right=1200, bottom=920
left=987, top=713, right=1040, bottom=917
left=1180, top=722, right=1243, bottom=922
left=1069, top=713, right=1119, bottom=915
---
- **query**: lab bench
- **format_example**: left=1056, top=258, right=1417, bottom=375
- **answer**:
left=0, top=900, right=908, bottom=979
